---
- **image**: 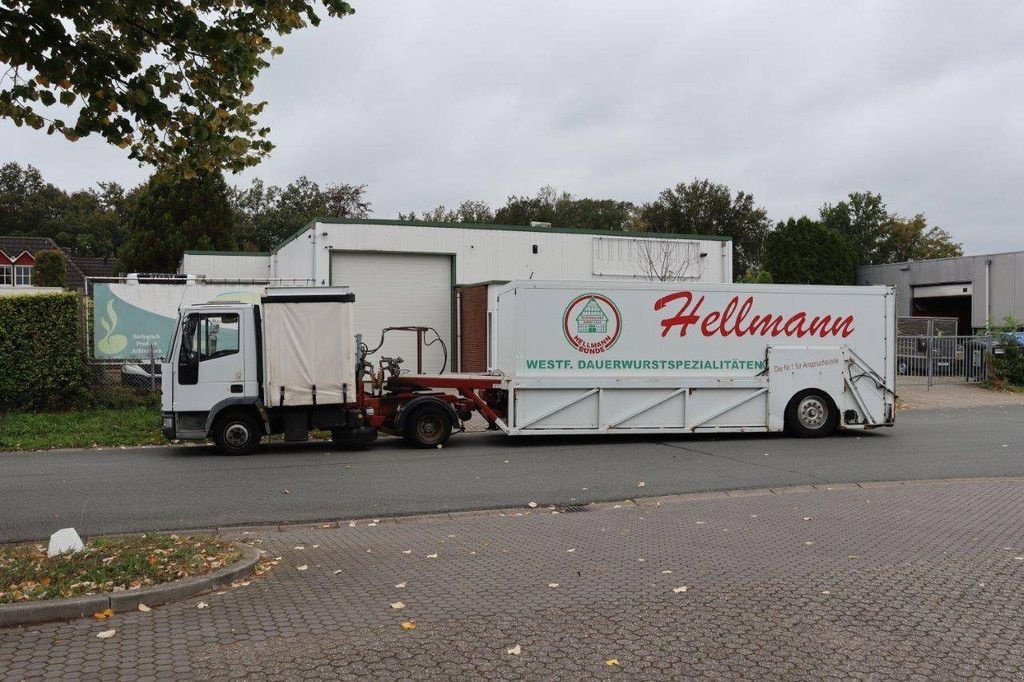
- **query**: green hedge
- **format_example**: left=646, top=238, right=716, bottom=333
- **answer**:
left=0, top=292, right=86, bottom=411
left=991, top=334, right=1024, bottom=387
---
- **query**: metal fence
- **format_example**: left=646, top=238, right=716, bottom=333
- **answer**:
left=896, top=335, right=993, bottom=386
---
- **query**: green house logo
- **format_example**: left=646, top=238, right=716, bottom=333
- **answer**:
left=563, top=293, right=622, bottom=354
left=576, top=297, right=609, bottom=334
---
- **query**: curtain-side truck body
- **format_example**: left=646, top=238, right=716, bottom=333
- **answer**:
left=162, top=281, right=896, bottom=454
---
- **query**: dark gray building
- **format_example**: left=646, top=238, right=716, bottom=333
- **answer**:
left=857, top=251, right=1024, bottom=334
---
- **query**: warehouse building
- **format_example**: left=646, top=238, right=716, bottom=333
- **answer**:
left=857, top=250, right=1024, bottom=334
left=180, top=218, right=733, bottom=372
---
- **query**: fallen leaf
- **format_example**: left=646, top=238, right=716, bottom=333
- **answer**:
left=96, top=629, right=116, bottom=639
left=296, top=565, right=308, bottom=571
left=137, top=604, right=151, bottom=612
left=390, top=601, right=406, bottom=610
left=527, top=502, right=538, bottom=508
left=196, top=602, right=208, bottom=609
left=507, top=644, right=522, bottom=656
left=92, top=608, right=114, bottom=620
left=400, top=620, right=417, bottom=630
left=395, top=581, right=407, bottom=588
left=672, top=586, right=688, bottom=593
left=606, top=658, right=620, bottom=666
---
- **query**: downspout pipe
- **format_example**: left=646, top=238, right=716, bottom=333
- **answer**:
left=985, top=259, right=992, bottom=330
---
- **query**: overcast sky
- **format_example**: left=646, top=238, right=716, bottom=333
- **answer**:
left=2, top=1, right=1021, bottom=254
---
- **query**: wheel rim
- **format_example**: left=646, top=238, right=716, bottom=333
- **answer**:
left=224, top=423, right=250, bottom=448
left=797, top=396, right=828, bottom=430
left=415, top=414, right=443, bottom=444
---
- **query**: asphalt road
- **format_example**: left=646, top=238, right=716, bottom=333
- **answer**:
left=2, top=405, right=1022, bottom=542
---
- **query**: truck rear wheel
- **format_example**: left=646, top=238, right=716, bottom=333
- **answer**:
left=212, top=411, right=262, bottom=455
left=404, top=405, right=453, bottom=448
left=785, top=389, right=838, bottom=438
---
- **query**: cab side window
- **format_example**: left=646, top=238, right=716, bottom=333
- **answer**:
left=182, top=313, right=240, bottom=362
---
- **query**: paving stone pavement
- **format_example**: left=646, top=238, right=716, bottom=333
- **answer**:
left=3, top=479, right=1024, bottom=680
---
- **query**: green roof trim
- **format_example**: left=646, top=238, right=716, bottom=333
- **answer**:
left=183, top=250, right=270, bottom=256
left=270, top=217, right=731, bottom=254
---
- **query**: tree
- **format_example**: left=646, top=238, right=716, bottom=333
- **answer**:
left=119, top=169, right=236, bottom=272
left=819, top=192, right=890, bottom=266
left=762, top=217, right=857, bottom=285
left=399, top=200, right=495, bottom=224
left=0, top=0, right=354, bottom=176
left=493, top=187, right=634, bottom=232
left=230, top=177, right=370, bottom=251
left=0, top=161, right=131, bottom=258
left=33, top=249, right=66, bottom=287
left=637, top=179, right=772, bottom=278
left=877, top=213, right=963, bottom=263
left=0, top=161, right=65, bottom=236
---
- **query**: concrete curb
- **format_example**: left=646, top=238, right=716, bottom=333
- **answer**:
left=0, top=544, right=261, bottom=628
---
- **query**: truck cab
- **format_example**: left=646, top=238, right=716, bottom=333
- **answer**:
left=162, top=288, right=375, bottom=454
left=162, top=303, right=260, bottom=446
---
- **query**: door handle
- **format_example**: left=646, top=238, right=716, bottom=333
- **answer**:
left=230, top=384, right=243, bottom=393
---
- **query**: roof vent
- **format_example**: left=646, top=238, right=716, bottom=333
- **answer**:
left=530, top=221, right=552, bottom=228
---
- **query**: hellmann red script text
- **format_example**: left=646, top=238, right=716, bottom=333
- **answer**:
left=654, top=292, right=856, bottom=339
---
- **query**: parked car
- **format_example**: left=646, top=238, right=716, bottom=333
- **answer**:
left=121, top=362, right=161, bottom=389
left=993, top=331, right=1024, bottom=357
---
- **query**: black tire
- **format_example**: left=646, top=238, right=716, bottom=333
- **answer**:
left=212, top=410, right=262, bottom=455
left=784, top=389, right=838, bottom=438
left=403, top=405, right=453, bottom=448
left=331, top=426, right=378, bottom=450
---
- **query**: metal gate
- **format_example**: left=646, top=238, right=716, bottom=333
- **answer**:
left=896, top=335, right=992, bottom=386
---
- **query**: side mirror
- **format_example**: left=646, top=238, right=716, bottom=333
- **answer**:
left=178, top=317, right=200, bottom=385
left=178, top=347, right=199, bottom=385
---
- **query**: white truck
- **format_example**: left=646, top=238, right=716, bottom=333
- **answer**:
left=162, top=281, right=896, bottom=454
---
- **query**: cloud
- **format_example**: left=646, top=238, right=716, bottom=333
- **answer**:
left=1, top=0, right=1021, bottom=253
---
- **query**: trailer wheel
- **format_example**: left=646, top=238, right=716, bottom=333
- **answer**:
left=212, top=410, right=262, bottom=455
left=785, top=389, right=838, bottom=438
left=404, top=405, right=453, bottom=448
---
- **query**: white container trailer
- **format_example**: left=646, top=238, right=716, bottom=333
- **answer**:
left=163, top=280, right=896, bottom=454
left=483, top=280, right=896, bottom=436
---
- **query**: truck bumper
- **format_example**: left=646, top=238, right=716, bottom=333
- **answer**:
left=162, top=412, right=176, bottom=440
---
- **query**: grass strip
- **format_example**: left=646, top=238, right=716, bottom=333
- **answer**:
left=1, top=533, right=240, bottom=603
left=0, top=407, right=162, bottom=451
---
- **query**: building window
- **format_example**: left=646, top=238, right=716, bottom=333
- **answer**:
left=14, top=265, right=32, bottom=286
left=0, top=265, right=11, bottom=286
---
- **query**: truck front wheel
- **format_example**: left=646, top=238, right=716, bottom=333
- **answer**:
left=404, top=405, right=453, bottom=448
left=785, top=390, right=838, bottom=438
left=212, top=411, right=262, bottom=455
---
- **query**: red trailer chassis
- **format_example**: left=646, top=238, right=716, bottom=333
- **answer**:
left=358, top=374, right=508, bottom=441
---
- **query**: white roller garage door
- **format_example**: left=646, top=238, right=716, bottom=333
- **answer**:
left=330, top=251, right=453, bottom=375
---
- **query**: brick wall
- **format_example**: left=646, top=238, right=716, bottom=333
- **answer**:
left=458, top=285, right=489, bottom=372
